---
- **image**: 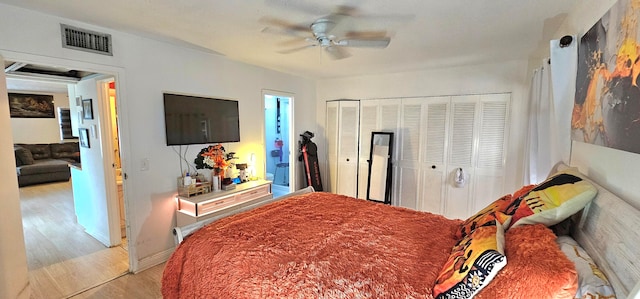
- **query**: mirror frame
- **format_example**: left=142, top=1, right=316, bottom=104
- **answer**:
left=366, top=131, right=394, bottom=205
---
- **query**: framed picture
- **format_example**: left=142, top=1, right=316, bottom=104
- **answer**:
left=8, top=93, right=55, bottom=118
left=79, top=128, right=90, bottom=148
left=82, top=99, right=94, bottom=119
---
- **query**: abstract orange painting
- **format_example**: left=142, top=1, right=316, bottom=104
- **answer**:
left=573, top=0, right=640, bottom=154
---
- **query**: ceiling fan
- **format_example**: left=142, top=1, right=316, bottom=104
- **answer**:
left=261, top=6, right=393, bottom=60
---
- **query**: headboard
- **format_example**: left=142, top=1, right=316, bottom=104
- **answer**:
left=558, top=164, right=640, bottom=298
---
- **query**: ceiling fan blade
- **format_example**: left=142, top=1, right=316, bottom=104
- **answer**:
left=277, top=37, right=315, bottom=48
left=259, top=17, right=309, bottom=32
left=325, top=46, right=351, bottom=60
left=343, top=30, right=388, bottom=39
left=260, top=26, right=309, bottom=38
left=278, top=44, right=317, bottom=54
left=336, top=38, right=390, bottom=48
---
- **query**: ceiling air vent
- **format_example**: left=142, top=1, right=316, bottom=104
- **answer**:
left=60, top=24, right=113, bottom=56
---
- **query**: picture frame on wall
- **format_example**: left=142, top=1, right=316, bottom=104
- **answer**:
left=82, top=99, right=94, bottom=119
left=8, top=93, right=55, bottom=118
left=79, top=128, right=90, bottom=148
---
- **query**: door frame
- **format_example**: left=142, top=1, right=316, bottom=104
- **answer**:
left=261, top=89, right=295, bottom=192
left=1, top=50, right=135, bottom=271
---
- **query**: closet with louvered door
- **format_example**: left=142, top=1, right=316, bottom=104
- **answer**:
left=443, top=94, right=510, bottom=219
left=326, top=100, right=360, bottom=197
left=396, top=97, right=450, bottom=212
left=394, top=94, right=510, bottom=216
left=326, top=94, right=509, bottom=217
left=356, top=100, right=401, bottom=200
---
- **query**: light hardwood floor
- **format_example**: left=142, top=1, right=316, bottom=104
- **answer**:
left=18, top=180, right=162, bottom=298
left=69, top=263, right=164, bottom=299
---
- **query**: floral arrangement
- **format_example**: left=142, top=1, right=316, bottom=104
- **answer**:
left=194, top=144, right=230, bottom=171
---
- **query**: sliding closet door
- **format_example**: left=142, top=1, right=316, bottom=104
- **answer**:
left=356, top=99, right=401, bottom=200
left=442, top=94, right=510, bottom=219
left=326, top=100, right=360, bottom=197
left=420, top=97, right=450, bottom=214
left=444, top=96, right=478, bottom=219
left=326, top=102, right=339, bottom=193
left=471, top=94, right=510, bottom=211
left=397, top=98, right=425, bottom=209
left=378, top=100, right=401, bottom=205
left=357, top=101, right=379, bottom=199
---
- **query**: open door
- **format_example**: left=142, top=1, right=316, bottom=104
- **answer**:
left=263, top=90, right=295, bottom=197
left=71, top=76, right=123, bottom=247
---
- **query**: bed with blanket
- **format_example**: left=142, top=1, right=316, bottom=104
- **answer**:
left=162, top=165, right=640, bottom=299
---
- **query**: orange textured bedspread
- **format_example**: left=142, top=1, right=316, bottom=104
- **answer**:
left=162, top=192, right=577, bottom=298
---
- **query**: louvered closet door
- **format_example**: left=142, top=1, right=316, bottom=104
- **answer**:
left=336, top=101, right=360, bottom=197
left=357, top=101, right=380, bottom=199
left=471, top=94, right=510, bottom=212
left=397, top=98, right=425, bottom=210
left=445, top=96, right=478, bottom=219
left=420, top=97, right=450, bottom=214
left=378, top=100, right=400, bottom=205
left=326, top=102, right=339, bottom=193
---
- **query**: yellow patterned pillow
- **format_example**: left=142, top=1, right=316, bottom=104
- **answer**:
left=434, top=221, right=507, bottom=299
left=508, top=173, right=597, bottom=229
left=457, top=185, right=535, bottom=239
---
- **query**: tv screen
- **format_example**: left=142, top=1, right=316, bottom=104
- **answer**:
left=163, top=93, right=240, bottom=145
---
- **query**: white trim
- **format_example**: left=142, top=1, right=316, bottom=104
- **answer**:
left=0, top=49, right=137, bottom=272
left=134, top=248, right=174, bottom=274
left=262, top=89, right=296, bottom=191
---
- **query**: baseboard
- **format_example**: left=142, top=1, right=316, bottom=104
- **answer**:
left=84, top=228, right=111, bottom=247
left=133, top=247, right=174, bottom=274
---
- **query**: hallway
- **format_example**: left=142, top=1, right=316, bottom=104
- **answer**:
left=20, top=181, right=128, bottom=298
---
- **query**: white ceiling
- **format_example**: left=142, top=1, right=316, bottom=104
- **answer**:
left=0, top=0, right=578, bottom=79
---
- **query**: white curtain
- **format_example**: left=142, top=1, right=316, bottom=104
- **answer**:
left=523, top=36, right=578, bottom=185
left=524, top=60, right=554, bottom=184
left=550, top=36, right=578, bottom=165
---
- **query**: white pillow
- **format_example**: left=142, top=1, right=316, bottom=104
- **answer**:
left=556, top=236, right=616, bottom=299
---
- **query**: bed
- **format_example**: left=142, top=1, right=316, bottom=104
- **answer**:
left=162, top=165, right=640, bottom=299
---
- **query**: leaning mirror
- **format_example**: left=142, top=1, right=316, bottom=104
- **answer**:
left=366, top=132, right=394, bottom=204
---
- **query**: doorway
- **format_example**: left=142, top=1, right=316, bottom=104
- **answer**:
left=4, top=59, right=129, bottom=297
left=263, top=92, right=293, bottom=198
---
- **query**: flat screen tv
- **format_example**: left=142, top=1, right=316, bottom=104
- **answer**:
left=163, top=93, right=240, bottom=145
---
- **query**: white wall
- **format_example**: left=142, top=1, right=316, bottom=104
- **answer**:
left=10, top=91, right=70, bottom=144
left=0, top=59, right=30, bottom=299
left=316, top=60, right=530, bottom=195
left=528, top=0, right=640, bottom=210
left=0, top=3, right=317, bottom=288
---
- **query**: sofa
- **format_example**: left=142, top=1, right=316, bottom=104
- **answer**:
left=14, top=142, right=80, bottom=186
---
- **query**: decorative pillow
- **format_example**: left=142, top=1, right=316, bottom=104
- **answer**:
left=14, top=146, right=34, bottom=165
left=20, top=144, right=51, bottom=160
left=508, top=173, right=597, bottom=229
left=556, top=236, right=616, bottom=299
left=433, top=221, right=507, bottom=299
left=457, top=185, right=535, bottom=239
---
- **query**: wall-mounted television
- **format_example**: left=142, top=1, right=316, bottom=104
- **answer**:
left=163, top=93, right=240, bottom=146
